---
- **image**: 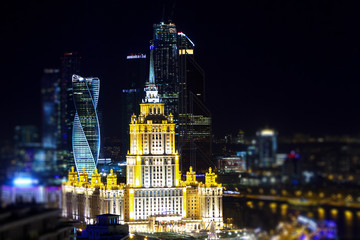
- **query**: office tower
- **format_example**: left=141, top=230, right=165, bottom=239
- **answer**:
left=41, top=68, right=60, bottom=149
left=121, top=54, right=147, bottom=158
left=62, top=52, right=223, bottom=232
left=257, top=128, right=277, bottom=168
left=149, top=22, right=213, bottom=171
left=151, top=22, right=179, bottom=118
left=72, top=74, right=100, bottom=176
left=178, top=32, right=213, bottom=172
left=58, top=52, right=81, bottom=174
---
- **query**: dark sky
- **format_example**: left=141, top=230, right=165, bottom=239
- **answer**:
left=1, top=0, right=360, bottom=141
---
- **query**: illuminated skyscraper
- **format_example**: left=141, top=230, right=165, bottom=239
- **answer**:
left=72, top=74, right=100, bottom=176
left=151, top=22, right=179, bottom=118
left=150, top=22, right=213, bottom=171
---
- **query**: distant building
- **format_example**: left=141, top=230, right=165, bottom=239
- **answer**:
left=246, top=144, right=257, bottom=171
left=217, top=154, right=246, bottom=173
left=72, top=74, right=101, bottom=176
left=76, top=214, right=129, bottom=240
left=41, top=68, right=60, bottom=149
left=257, top=128, right=277, bottom=168
left=97, top=158, right=126, bottom=178
left=100, top=137, right=122, bottom=162
left=236, top=130, right=245, bottom=144
left=282, top=151, right=302, bottom=185
left=14, top=125, right=40, bottom=145
left=13, top=125, right=44, bottom=175
left=41, top=68, right=60, bottom=176
left=59, top=52, right=81, bottom=176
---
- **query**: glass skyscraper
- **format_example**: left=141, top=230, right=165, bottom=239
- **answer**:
left=72, top=74, right=100, bottom=176
left=151, top=22, right=179, bottom=117
left=150, top=22, right=213, bottom=172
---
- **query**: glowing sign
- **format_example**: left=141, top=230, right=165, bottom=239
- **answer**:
left=126, top=54, right=146, bottom=59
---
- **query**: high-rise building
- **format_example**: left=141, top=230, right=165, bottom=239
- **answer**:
left=59, top=52, right=81, bottom=175
left=62, top=51, right=223, bottom=232
left=149, top=22, right=213, bottom=172
left=151, top=22, right=179, bottom=118
left=177, top=32, right=213, bottom=172
left=72, top=74, right=100, bottom=176
left=121, top=54, right=147, bottom=158
left=257, top=128, right=277, bottom=168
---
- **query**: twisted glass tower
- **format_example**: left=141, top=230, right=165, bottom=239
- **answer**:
left=72, top=74, right=100, bottom=176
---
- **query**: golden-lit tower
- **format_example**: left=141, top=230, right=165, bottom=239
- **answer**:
left=126, top=48, right=181, bottom=188
left=124, top=49, right=184, bottom=226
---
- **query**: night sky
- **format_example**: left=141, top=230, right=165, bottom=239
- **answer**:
left=1, top=0, right=360, bottom=142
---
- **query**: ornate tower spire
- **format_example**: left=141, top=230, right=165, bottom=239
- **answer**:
left=144, top=48, right=160, bottom=103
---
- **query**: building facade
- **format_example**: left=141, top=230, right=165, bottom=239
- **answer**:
left=62, top=58, right=223, bottom=232
left=72, top=74, right=101, bottom=176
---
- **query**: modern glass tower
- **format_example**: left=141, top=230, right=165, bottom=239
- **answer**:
left=151, top=22, right=179, bottom=118
left=178, top=32, right=213, bottom=171
left=72, top=74, right=100, bottom=175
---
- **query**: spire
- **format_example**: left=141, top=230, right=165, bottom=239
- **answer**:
left=149, top=48, right=155, bottom=84
left=144, top=48, right=160, bottom=103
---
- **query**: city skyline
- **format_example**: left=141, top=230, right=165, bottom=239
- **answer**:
left=2, top=2, right=360, bottom=238
left=1, top=1, right=360, bottom=142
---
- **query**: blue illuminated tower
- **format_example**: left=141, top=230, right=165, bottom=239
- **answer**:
left=72, top=74, right=100, bottom=175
